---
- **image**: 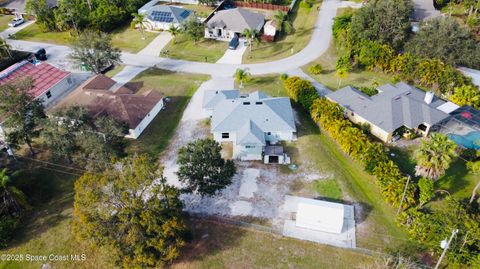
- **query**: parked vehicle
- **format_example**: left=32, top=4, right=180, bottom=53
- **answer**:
left=228, top=35, right=239, bottom=50
left=8, top=17, right=24, bottom=27
left=34, top=48, right=47, bottom=61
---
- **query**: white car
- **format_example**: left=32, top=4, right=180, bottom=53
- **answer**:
left=8, top=17, right=25, bottom=27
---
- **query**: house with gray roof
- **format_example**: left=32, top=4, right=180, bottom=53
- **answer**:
left=326, top=82, right=456, bottom=142
left=138, top=1, right=193, bottom=30
left=205, top=90, right=296, bottom=162
left=204, top=8, right=265, bottom=41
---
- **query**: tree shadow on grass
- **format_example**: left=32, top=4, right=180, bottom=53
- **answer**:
left=167, top=218, right=247, bottom=267
left=434, top=158, right=470, bottom=198
left=7, top=163, right=78, bottom=248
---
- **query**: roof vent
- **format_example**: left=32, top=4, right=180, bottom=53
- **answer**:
left=394, top=96, right=401, bottom=100
left=255, top=102, right=263, bottom=105
left=424, top=91, right=434, bottom=104
left=215, top=90, right=218, bottom=94
left=243, top=102, right=250, bottom=105
left=405, top=91, right=411, bottom=95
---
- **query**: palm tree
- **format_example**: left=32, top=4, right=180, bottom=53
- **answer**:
left=167, top=25, right=181, bottom=44
left=235, top=68, right=250, bottom=88
left=273, top=11, right=293, bottom=34
left=414, top=133, right=457, bottom=181
left=0, top=169, right=29, bottom=217
left=242, top=28, right=260, bottom=52
left=467, top=160, right=480, bottom=204
left=335, top=67, right=349, bottom=89
left=0, top=38, right=12, bottom=59
left=131, top=13, right=147, bottom=40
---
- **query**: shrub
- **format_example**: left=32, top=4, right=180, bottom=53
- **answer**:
left=308, top=64, right=323, bottom=75
left=0, top=216, right=18, bottom=248
left=284, top=77, right=319, bottom=110
left=280, top=73, right=289, bottom=81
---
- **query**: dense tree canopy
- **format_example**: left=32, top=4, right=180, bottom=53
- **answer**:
left=177, top=138, right=236, bottom=196
left=0, top=78, right=45, bottom=156
left=350, top=0, right=413, bottom=50
left=405, top=17, right=480, bottom=68
left=70, top=31, right=121, bottom=74
left=73, top=155, right=188, bottom=268
left=42, top=106, right=126, bottom=171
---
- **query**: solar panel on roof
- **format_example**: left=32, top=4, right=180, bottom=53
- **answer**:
left=179, top=10, right=190, bottom=18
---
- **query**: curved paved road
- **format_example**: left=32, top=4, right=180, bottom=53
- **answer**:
left=6, top=0, right=342, bottom=76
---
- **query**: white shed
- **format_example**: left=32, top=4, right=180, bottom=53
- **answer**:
left=264, top=20, right=276, bottom=36
left=295, top=198, right=345, bottom=234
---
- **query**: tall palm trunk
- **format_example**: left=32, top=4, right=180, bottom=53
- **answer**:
left=470, top=180, right=480, bottom=204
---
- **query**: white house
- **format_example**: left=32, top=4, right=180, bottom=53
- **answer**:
left=138, top=1, right=193, bottom=31
left=204, top=8, right=265, bottom=41
left=54, top=74, right=164, bottom=139
left=204, top=90, right=296, bottom=162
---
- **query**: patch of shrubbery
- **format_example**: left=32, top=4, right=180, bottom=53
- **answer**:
left=308, top=64, right=323, bottom=75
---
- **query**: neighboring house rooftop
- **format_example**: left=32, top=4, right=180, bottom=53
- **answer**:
left=55, top=74, right=162, bottom=129
left=326, top=82, right=451, bottom=132
left=140, top=3, right=193, bottom=24
left=211, top=90, right=296, bottom=144
left=206, top=8, right=265, bottom=33
left=0, top=60, right=70, bottom=98
left=1, top=0, right=57, bottom=13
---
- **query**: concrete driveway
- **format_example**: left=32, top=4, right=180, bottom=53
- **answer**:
left=0, top=19, right=34, bottom=39
left=137, top=32, right=172, bottom=56
left=412, top=0, right=441, bottom=21
left=216, top=38, right=247, bottom=64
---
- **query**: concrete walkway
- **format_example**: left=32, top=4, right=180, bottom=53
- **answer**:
left=216, top=38, right=247, bottom=64
left=110, top=66, right=147, bottom=91
left=412, top=0, right=441, bottom=21
left=137, top=32, right=172, bottom=56
left=286, top=68, right=332, bottom=96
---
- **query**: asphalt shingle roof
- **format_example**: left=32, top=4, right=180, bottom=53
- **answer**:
left=326, top=82, right=450, bottom=132
left=211, top=91, right=296, bottom=135
left=206, top=8, right=265, bottom=33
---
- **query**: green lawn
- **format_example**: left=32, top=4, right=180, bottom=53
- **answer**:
left=302, top=41, right=394, bottom=90
left=104, top=64, right=125, bottom=78
left=11, top=22, right=158, bottom=53
left=242, top=75, right=412, bottom=251
left=171, top=220, right=375, bottom=269
left=124, top=68, right=209, bottom=156
left=11, top=23, right=74, bottom=45
left=242, top=0, right=322, bottom=63
left=315, top=179, right=343, bottom=200
left=0, top=15, right=13, bottom=32
left=389, top=145, right=478, bottom=203
left=161, top=35, right=227, bottom=63
left=110, top=24, right=158, bottom=53
left=0, top=161, right=115, bottom=269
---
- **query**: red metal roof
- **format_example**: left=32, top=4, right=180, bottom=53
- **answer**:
left=0, top=61, right=70, bottom=98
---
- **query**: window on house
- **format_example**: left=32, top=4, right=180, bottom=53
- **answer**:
left=255, top=102, right=263, bottom=105
left=222, top=133, right=229, bottom=138
left=243, top=102, right=250, bottom=105
left=267, top=132, right=271, bottom=135
left=245, top=145, right=254, bottom=149
left=46, top=91, right=52, bottom=98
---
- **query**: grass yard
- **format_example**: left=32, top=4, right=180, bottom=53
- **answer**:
left=171, top=220, right=376, bottom=269
left=242, top=0, right=322, bottom=63
left=241, top=75, right=413, bottom=252
left=11, top=22, right=158, bottom=52
left=0, top=161, right=115, bottom=269
left=110, top=24, right=158, bottom=53
left=302, top=41, right=394, bottom=90
left=124, top=68, right=209, bottom=156
left=11, top=23, right=74, bottom=45
left=161, top=35, right=227, bottom=63
left=0, top=15, right=13, bottom=32
left=389, top=145, right=478, bottom=203
left=104, top=64, right=125, bottom=77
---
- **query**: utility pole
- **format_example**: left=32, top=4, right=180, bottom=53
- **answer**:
left=434, top=229, right=459, bottom=269
left=396, top=175, right=411, bottom=215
